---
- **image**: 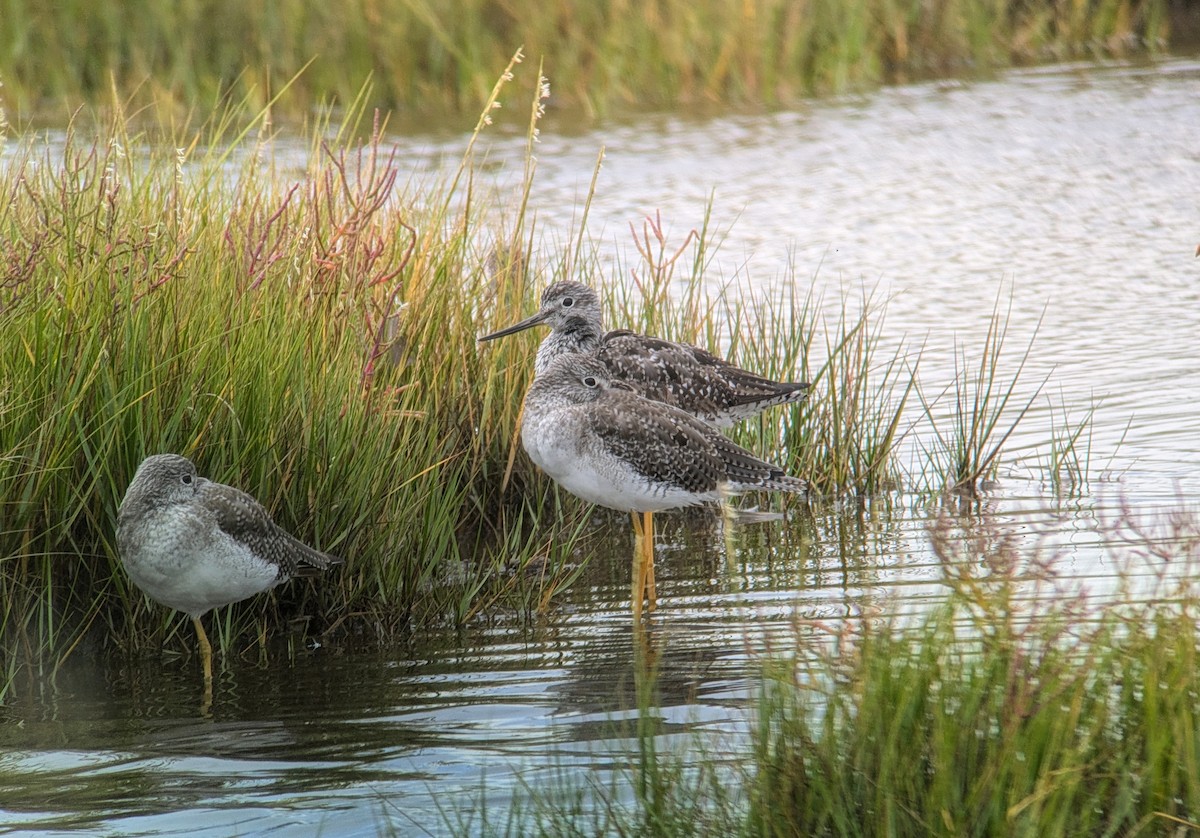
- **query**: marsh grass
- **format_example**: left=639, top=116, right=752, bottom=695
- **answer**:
left=473, top=503, right=1200, bottom=837
left=1030, top=396, right=1097, bottom=496
left=700, top=280, right=914, bottom=497
left=0, top=73, right=598, bottom=684
left=0, top=0, right=1173, bottom=121
left=742, top=504, right=1200, bottom=836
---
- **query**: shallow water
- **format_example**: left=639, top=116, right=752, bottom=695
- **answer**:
left=5, top=56, right=1200, bottom=835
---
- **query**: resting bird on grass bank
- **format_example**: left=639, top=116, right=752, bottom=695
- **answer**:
left=116, top=454, right=341, bottom=686
left=520, top=353, right=806, bottom=617
left=480, top=281, right=810, bottom=428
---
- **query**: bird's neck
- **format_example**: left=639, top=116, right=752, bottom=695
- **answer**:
left=534, top=317, right=603, bottom=375
left=522, top=382, right=580, bottom=425
left=118, top=492, right=167, bottom=528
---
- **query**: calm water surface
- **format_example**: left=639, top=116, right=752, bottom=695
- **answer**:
left=4, top=56, right=1200, bottom=835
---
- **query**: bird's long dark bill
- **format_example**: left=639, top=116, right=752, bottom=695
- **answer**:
left=478, top=311, right=550, bottom=342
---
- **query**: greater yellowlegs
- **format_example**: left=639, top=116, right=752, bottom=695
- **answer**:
left=480, top=281, right=810, bottom=428
left=117, top=454, right=341, bottom=685
left=521, top=354, right=805, bottom=616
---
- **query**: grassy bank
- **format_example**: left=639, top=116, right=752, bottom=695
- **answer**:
left=0, top=0, right=1172, bottom=121
left=0, top=93, right=557, bottom=683
left=0, top=91, right=876, bottom=687
left=477, top=505, right=1200, bottom=837
left=0, top=72, right=1078, bottom=698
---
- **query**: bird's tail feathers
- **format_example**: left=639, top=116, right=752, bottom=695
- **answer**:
left=288, top=539, right=342, bottom=575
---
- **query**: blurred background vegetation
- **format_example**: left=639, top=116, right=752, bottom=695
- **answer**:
left=0, top=0, right=1190, bottom=123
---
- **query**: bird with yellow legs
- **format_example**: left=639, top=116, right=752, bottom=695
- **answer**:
left=518, top=354, right=805, bottom=619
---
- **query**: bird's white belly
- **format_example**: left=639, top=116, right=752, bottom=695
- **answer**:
left=554, top=460, right=706, bottom=512
left=522, top=409, right=714, bottom=512
left=123, top=510, right=281, bottom=617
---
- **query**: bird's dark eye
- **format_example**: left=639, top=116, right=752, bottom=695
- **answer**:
left=181, top=474, right=193, bottom=485
left=562, top=297, right=574, bottom=307
left=583, top=375, right=598, bottom=387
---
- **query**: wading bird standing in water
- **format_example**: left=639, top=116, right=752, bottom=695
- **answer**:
left=117, top=454, right=341, bottom=688
left=520, top=354, right=806, bottom=618
left=482, top=281, right=810, bottom=614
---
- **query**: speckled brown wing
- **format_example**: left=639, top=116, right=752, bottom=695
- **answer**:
left=587, top=391, right=727, bottom=494
left=597, top=330, right=809, bottom=424
left=705, top=431, right=800, bottom=489
left=589, top=390, right=803, bottom=494
left=199, top=480, right=341, bottom=578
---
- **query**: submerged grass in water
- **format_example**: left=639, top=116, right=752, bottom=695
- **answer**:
left=917, top=300, right=1047, bottom=494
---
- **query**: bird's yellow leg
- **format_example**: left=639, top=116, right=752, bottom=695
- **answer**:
left=631, top=512, right=646, bottom=620
left=192, top=615, right=214, bottom=686
left=643, top=511, right=657, bottom=612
